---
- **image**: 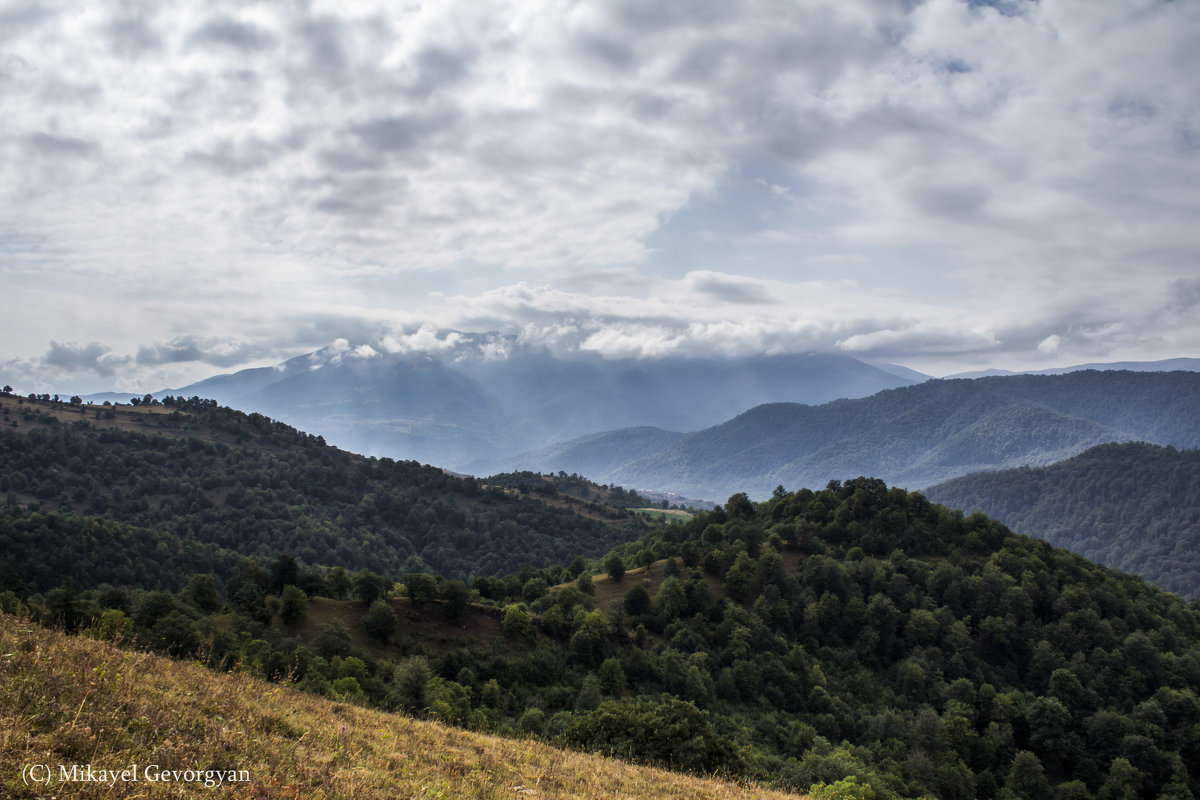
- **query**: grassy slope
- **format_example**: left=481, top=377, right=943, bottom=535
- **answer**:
left=0, top=614, right=804, bottom=800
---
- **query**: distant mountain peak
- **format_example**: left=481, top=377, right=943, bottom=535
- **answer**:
left=134, top=348, right=921, bottom=473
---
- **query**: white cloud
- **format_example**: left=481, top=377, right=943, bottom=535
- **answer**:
left=1037, top=334, right=1063, bottom=355
left=1, top=0, right=1198, bottom=389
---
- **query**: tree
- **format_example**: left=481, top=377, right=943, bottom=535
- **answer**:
left=502, top=604, right=532, bottom=638
left=570, top=609, right=610, bottom=664
left=1007, top=751, right=1050, bottom=800
left=654, top=576, right=686, bottom=619
left=279, top=585, right=309, bottom=624
left=575, top=673, right=603, bottom=711
left=725, top=492, right=755, bottom=520
left=326, top=567, right=351, bottom=600
left=353, top=570, right=388, bottom=606
left=1098, top=757, right=1142, bottom=800
left=48, top=577, right=80, bottom=633
left=441, top=580, right=469, bottom=624
left=363, top=599, right=397, bottom=643
left=406, top=573, right=438, bottom=604
left=180, top=574, right=221, bottom=614
left=312, top=620, right=352, bottom=658
left=269, top=554, right=300, bottom=595
left=606, top=554, right=625, bottom=582
left=724, top=551, right=756, bottom=603
left=153, top=611, right=199, bottom=657
left=134, top=590, right=181, bottom=629
left=623, top=584, right=651, bottom=616
left=391, top=656, right=432, bottom=714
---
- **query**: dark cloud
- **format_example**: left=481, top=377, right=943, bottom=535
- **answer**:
left=186, top=135, right=287, bottom=175
left=44, top=341, right=122, bottom=376
left=351, top=110, right=460, bottom=153
left=23, top=132, right=99, bottom=158
left=189, top=16, right=275, bottom=52
left=910, top=183, right=990, bottom=220
left=0, top=3, right=52, bottom=44
left=0, top=52, right=35, bottom=79
left=576, top=33, right=635, bottom=70
left=103, top=14, right=162, bottom=58
left=607, top=0, right=733, bottom=32
left=39, top=78, right=103, bottom=106
left=317, top=148, right=383, bottom=172
left=407, top=45, right=475, bottom=98
left=135, top=337, right=280, bottom=368
left=1167, top=278, right=1200, bottom=312
left=685, top=273, right=775, bottom=305
left=291, top=17, right=349, bottom=86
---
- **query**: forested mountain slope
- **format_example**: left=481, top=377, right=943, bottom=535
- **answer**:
left=925, top=443, right=1200, bottom=597
left=0, top=393, right=647, bottom=591
left=519, top=370, right=1200, bottom=499
left=9, top=475, right=1200, bottom=800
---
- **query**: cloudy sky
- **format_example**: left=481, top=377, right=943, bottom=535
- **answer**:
left=2, top=0, right=1198, bottom=393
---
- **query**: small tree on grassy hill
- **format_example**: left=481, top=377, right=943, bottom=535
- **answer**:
left=575, top=570, right=595, bottom=596
left=326, top=567, right=351, bottom=600
left=353, top=570, right=388, bottom=606
left=280, top=585, right=309, bottom=624
left=363, top=598, right=397, bottom=643
left=605, top=553, right=625, bottom=582
left=406, top=573, right=438, bottom=604
left=441, top=579, right=469, bottom=624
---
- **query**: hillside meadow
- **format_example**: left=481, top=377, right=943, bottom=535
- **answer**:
left=0, top=613, right=805, bottom=800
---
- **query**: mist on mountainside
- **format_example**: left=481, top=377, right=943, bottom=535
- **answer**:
left=133, top=335, right=922, bottom=474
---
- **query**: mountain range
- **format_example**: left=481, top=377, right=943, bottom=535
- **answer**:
left=514, top=370, right=1200, bottom=500
left=90, top=335, right=923, bottom=474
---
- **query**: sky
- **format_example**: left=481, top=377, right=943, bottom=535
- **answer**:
left=2, top=0, right=1198, bottom=394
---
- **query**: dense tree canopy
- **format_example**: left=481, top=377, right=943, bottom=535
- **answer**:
left=927, top=443, right=1200, bottom=596
left=0, top=396, right=647, bottom=591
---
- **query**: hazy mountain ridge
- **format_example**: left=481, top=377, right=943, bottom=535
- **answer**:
left=517, top=371, right=1200, bottom=499
left=945, top=356, right=1200, bottom=379
left=925, top=442, right=1200, bottom=596
left=128, top=340, right=922, bottom=472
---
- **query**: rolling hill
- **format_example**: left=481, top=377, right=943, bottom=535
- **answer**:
left=515, top=370, right=1200, bottom=499
left=0, top=392, right=648, bottom=590
left=925, top=442, right=1200, bottom=597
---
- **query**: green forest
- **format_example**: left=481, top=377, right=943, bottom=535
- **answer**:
left=0, top=395, right=647, bottom=590
left=4, top=394, right=1200, bottom=800
left=927, top=443, right=1200, bottom=597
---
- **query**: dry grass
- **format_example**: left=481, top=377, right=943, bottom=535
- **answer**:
left=1, top=614, right=806, bottom=799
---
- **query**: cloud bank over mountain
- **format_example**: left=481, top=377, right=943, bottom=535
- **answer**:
left=3, top=0, right=1199, bottom=392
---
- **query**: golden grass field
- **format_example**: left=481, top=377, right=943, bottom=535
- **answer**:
left=1, top=614, right=805, bottom=799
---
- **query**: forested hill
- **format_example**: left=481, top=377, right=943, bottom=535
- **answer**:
left=520, top=370, right=1200, bottom=499
left=0, top=393, right=647, bottom=592
left=925, top=443, right=1200, bottom=597
left=11, top=474, right=1200, bottom=800
left=567, top=482, right=1200, bottom=799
